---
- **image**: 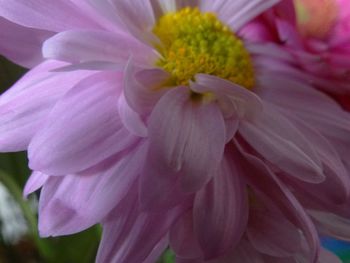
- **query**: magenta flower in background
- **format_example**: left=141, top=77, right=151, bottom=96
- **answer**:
left=240, top=0, right=350, bottom=104
left=0, top=0, right=350, bottom=262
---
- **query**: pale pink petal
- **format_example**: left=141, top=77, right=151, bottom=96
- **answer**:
left=0, top=60, right=93, bottom=152
left=118, top=93, right=147, bottom=137
left=193, top=156, right=248, bottom=259
left=124, top=59, right=170, bottom=114
left=309, top=210, right=350, bottom=242
left=200, top=0, right=279, bottom=31
left=233, top=142, right=320, bottom=263
left=139, top=148, right=192, bottom=211
left=150, top=0, right=200, bottom=16
left=142, top=236, right=169, bottom=263
left=38, top=143, right=146, bottom=236
left=148, top=87, right=226, bottom=192
left=109, top=0, right=158, bottom=45
left=247, top=208, right=301, bottom=257
left=87, top=0, right=126, bottom=31
left=193, top=74, right=263, bottom=120
left=257, top=74, right=350, bottom=157
left=288, top=118, right=350, bottom=203
left=97, top=201, right=186, bottom=263
left=211, top=239, right=265, bottom=263
left=239, top=103, right=324, bottom=183
left=0, top=17, right=53, bottom=67
left=0, top=0, right=100, bottom=32
left=28, top=71, right=137, bottom=175
left=170, top=211, right=203, bottom=259
left=43, top=30, right=156, bottom=67
left=69, top=0, right=119, bottom=32
left=23, top=171, right=48, bottom=198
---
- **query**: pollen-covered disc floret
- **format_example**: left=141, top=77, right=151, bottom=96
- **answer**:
left=153, top=7, right=255, bottom=89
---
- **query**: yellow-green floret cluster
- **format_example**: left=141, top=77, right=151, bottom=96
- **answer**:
left=153, top=7, right=255, bottom=89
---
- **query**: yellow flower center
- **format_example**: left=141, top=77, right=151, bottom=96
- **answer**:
left=152, top=7, right=255, bottom=89
left=295, top=0, right=339, bottom=39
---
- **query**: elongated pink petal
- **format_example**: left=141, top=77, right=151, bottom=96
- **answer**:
left=97, top=200, right=186, bottom=263
left=200, top=0, right=279, bottom=31
left=43, top=30, right=156, bottom=67
left=28, top=71, right=137, bottom=175
left=23, top=171, right=48, bottom=198
left=0, top=60, right=93, bottom=152
left=170, top=210, right=203, bottom=259
left=170, top=211, right=203, bottom=259
left=143, top=236, right=169, bottom=263
left=38, top=143, right=146, bottom=236
left=0, top=17, right=52, bottom=67
left=239, top=102, right=324, bottom=183
left=109, top=0, right=158, bottom=45
left=288, top=118, right=350, bottom=203
left=233, top=141, right=320, bottom=263
left=150, top=0, right=200, bottom=16
left=247, top=208, right=301, bottom=257
left=194, top=156, right=248, bottom=259
left=309, top=210, right=350, bottom=242
left=256, top=74, right=350, bottom=154
left=148, top=87, right=226, bottom=192
left=124, top=60, right=169, bottom=114
left=118, top=93, right=147, bottom=137
left=139, top=151, right=193, bottom=211
left=212, top=239, right=265, bottom=263
left=193, top=74, right=263, bottom=120
left=0, top=0, right=100, bottom=32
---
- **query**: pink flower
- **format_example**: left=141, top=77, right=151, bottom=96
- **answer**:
left=240, top=0, right=350, bottom=96
left=0, top=0, right=348, bottom=262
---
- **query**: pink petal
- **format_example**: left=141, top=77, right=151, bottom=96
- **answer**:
left=170, top=211, right=203, bottom=259
left=87, top=0, right=125, bottom=31
left=212, top=239, right=265, bottom=263
left=239, top=102, right=324, bottom=183
left=109, top=0, right=158, bottom=45
left=193, top=74, right=263, bottom=120
left=193, top=155, right=248, bottom=259
left=38, top=143, right=146, bottom=236
left=288, top=118, right=350, bottom=203
left=200, top=0, right=279, bottom=31
left=148, top=87, right=226, bottom=192
left=97, top=200, right=186, bottom=263
left=0, top=0, right=100, bottom=32
left=256, top=74, right=350, bottom=154
left=247, top=207, right=301, bottom=257
left=309, top=210, right=350, bottom=242
left=139, top=148, right=193, bottom=211
left=150, top=0, right=200, bottom=16
left=118, top=93, right=147, bottom=137
left=124, top=59, right=169, bottom=114
left=23, top=171, right=48, bottom=198
left=0, top=60, right=93, bottom=152
left=0, top=17, right=52, bottom=67
left=142, top=236, right=169, bottom=263
left=43, top=30, right=156, bottom=67
left=233, top=142, right=320, bottom=263
left=28, top=71, right=137, bottom=175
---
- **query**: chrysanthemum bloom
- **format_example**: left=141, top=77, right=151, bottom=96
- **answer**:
left=240, top=0, right=350, bottom=103
left=0, top=0, right=349, bottom=262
